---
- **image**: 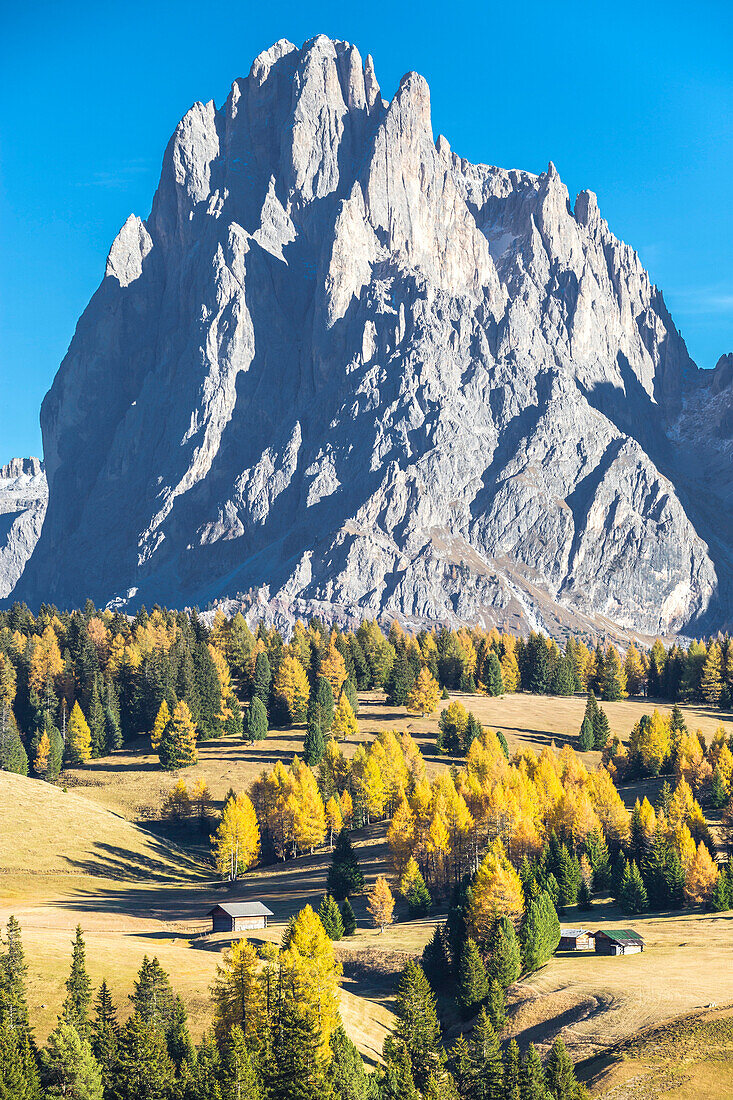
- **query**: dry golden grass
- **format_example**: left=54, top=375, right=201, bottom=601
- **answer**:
left=582, top=1004, right=733, bottom=1098
left=506, top=898, right=733, bottom=1062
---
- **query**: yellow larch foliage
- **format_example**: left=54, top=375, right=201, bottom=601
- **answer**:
left=0, top=652, right=17, bottom=707
left=150, top=699, right=170, bottom=751
left=673, top=823, right=697, bottom=868
left=339, top=788, right=354, bottom=828
left=291, top=759, right=326, bottom=851
left=290, top=620, right=313, bottom=672
left=66, top=701, right=92, bottom=765
left=163, top=778, right=191, bottom=820
left=211, top=938, right=267, bottom=1046
left=209, top=609, right=229, bottom=655
left=191, top=777, right=211, bottom=817
left=684, top=841, right=719, bottom=904
left=467, top=839, right=524, bottom=943
left=401, top=730, right=427, bottom=787
left=623, top=643, right=645, bottom=695
left=716, top=743, right=733, bottom=789
left=319, top=739, right=349, bottom=795
left=367, top=876, right=395, bottom=933
left=587, top=767, right=630, bottom=843
left=28, top=624, right=63, bottom=696
left=87, top=617, right=110, bottom=663
left=668, top=777, right=695, bottom=830
left=209, top=644, right=235, bottom=721
left=280, top=905, right=342, bottom=1055
left=388, top=798, right=417, bottom=874
left=700, top=641, right=724, bottom=705
left=637, top=797, right=657, bottom=839
left=274, top=653, right=310, bottom=724
left=253, top=759, right=295, bottom=860
left=629, top=710, right=671, bottom=775
left=331, top=693, right=358, bottom=741
left=371, top=731, right=409, bottom=810
left=359, top=754, right=387, bottom=822
left=499, top=636, right=520, bottom=693
left=325, top=795, right=343, bottom=844
left=398, top=856, right=423, bottom=898
left=319, top=634, right=348, bottom=697
left=406, top=667, right=440, bottom=717
left=553, top=788, right=602, bottom=850
left=212, top=792, right=260, bottom=878
left=34, top=731, right=50, bottom=776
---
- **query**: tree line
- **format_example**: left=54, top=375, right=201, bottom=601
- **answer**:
left=0, top=911, right=589, bottom=1099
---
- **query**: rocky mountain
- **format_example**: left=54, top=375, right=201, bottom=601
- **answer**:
left=0, top=459, right=47, bottom=599
left=8, top=36, right=733, bottom=636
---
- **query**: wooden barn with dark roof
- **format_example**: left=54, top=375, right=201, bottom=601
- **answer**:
left=594, top=928, right=644, bottom=955
left=208, top=902, right=274, bottom=933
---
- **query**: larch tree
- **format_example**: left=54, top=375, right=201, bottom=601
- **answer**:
left=66, top=701, right=92, bottom=766
left=467, top=840, right=525, bottom=945
left=367, top=875, right=395, bottom=933
left=331, top=692, right=358, bottom=741
left=684, top=841, right=719, bottom=904
left=274, top=654, right=310, bottom=724
left=211, top=938, right=267, bottom=1047
left=150, top=699, right=170, bottom=751
left=212, top=792, right=261, bottom=879
left=701, top=641, right=724, bottom=705
left=407, top=668, right=441, bottom=717
left=280, top=904, right=343, bottom=1058
left=320, top=636, right=348, bottom=698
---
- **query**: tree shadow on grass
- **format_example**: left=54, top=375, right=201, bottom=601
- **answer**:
left=61, top=841, right=207, bottom=884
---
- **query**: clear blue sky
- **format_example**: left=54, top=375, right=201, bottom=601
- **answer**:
left=1, top=0, right=731, bottom=463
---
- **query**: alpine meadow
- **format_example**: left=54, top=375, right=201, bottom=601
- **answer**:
left=2, top=21, right=733, bottom=1100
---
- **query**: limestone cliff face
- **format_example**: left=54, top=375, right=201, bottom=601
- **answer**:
left=0, top=459, right=47, bottom=599
left=10, top=37, right=733, bottom=634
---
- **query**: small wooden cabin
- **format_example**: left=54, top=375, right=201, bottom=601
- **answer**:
left=208, top=902, right=274, bottom=933
left=594, top=928, right=644, bottom=955
left=558, top=928, right=595, bottom=951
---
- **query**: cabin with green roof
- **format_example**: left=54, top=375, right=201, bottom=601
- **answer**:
left=594, top=928, right=644, bottom=955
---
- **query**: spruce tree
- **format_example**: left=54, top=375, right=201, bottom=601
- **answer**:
left=503, top=1038, right=521, bottom=1100
left=380, top=1039, right=419, bottom=1100
left=485, top=652, right=504, bottom=696
left=327, top=830, right=365, bottom=900
left=593, top=704, right=611, bottom=750
left=39, top=1022, right=103, bottom=1100
left=0, top=708, right=28, bottom=775
left=578, top=717, right=594, bottom=752
left=545, top=1036, right=582, bottom=1100
left=303, top=718, right=325, bottom=766
left=391, top=961, right=444, bottom=1091
left=252, top=650, right=272, bottom=706
left=464, top=713, right=483, bottom=754
left=340, top=897, right=357, bottom=937
left=268, top=1002, right=327, bottom=1100
left=112, top=1013, right=174, bottom=1100
left=577, top=878, right=592, bottom=910
left=584, top=829, right=611, bottom=890
left=422, top=924, right=452, bottom=990
left=166, top=995, right=194, bottom=1069
left=520, top=889, right=561, bottom=971
left=487, top=916, right=522, bottom=988
left=709, top=866, right=732, bottom=912
left=130, top=956, right=175, bottom=1035
left=221, top=1025, right=264, bottom=1100
left=244, top=696, right=268, bottom=743
left=520, top=1043, right=547, bottom=1100
left=487, top=978, right=507, bottom=1032
left=308, top=676, right=335, bottom=734
left=327, top=1024, right=373, bottom=1100
left=91, top=980, right=119, bottom=1084
left=619, top=860, right=648, bottom=914
left=0, top=915, right=30, bottom=1033
left=456, top=937, right=489, bottom=1018
left=158, top=700, right=198, bottom=770
left=0, top=1019, right=38, bottom=1100
left=469, top=1007, right=504, bottom=1100
left=63, top=925, right=92, bottom=1035
left=318, top=894, right=345, bottom=941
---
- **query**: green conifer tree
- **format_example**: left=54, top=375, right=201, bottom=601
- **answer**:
left=391, top=961, right=444, bottom=1091
left=63, top=926, right=92, bottom=1035
left=488, top=916, right=522, bottom=989
left=318, top=894, right=345, bottom=941
left=578, top=717, right=594, bottom=752
left=456, top=937, right=489, bottom=1018
left=327, top=830, right=365, bottom=900
left=244, top=696, right=268, bottom=743
left=303, top=719, right=325, bottom=766
left=340, top=897, right=357, bottom=937
left=39, top=1022, right=103, bottom=1100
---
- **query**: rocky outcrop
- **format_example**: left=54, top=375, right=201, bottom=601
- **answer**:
left=9, top=37, right=733, bottom=636
left=0, top=459, right=47, bottom=599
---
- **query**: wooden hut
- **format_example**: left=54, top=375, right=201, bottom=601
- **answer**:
left=208, top=902, right=274, bottom=933
left=594, top=928, right=644, bottom=955
left=558, top=928, right=595, bottom=951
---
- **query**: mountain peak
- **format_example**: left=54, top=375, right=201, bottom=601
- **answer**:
left=6, top=37, right=730, bottom=638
